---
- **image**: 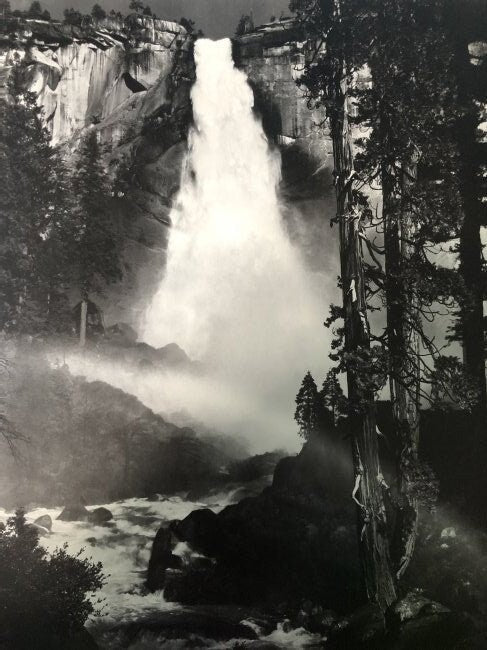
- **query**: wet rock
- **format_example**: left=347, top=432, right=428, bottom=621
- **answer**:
left=331, top=603, right=385, bottom=648
left=27, top=522, right=50, bottom=537
left=148, top=436, right=358, bottom=610
left=441, top=527, right=457, bottom=539
left=57, top=504, right=90, bottom=522
left=62, top=628, right=99, bottom=649
left=34, top=514, right=52, bottom=531
left=174, top=508, right=221, bottom=554
left=147, top=526, right=182, bottom=591
left=389, top=590, right=450, bottom=625
left=123, top=609, right=259, bottom=644
left=88, top=507, right=113, bottom=525
left=389, top=612, right=471, bottom=650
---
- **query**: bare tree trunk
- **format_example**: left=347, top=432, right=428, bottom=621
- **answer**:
left=79, top=299, right=87, bottom=347
left=331, top=68, right=396, bottom=611
left=382, top=160, right=420, bottom=580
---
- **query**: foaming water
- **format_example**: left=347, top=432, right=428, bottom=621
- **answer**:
left=0, top=497, right=205, bottom=626
left=140, top=38, right=330, bottom=450
left=0, top=496, right=325, bottom=648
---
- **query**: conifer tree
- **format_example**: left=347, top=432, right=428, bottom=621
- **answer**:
left=320, top=369, right=344, bottom=425
left=0, top=57, right=71, bottom=335
left=71, top=129, right=122, bottom=345
left=294, top=371, right=320, bottom=440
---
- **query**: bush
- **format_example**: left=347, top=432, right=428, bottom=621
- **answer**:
left=0, top=510, right=105, bottom=648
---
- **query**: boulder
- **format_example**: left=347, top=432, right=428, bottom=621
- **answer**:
left=174, top=508, right=221, bottom=555
left=389, top=612, right=471, bottom=650
left=331, top=603, right=385, bottom=648
left=57, top=504, right=90, bottom=522
left=389, top=591, right=450, bottom=626
left=88, top=507, right=113, bottom=525
left=34, top=514, right=52, bottom=531
left=27, top=522, right=50, bottom=537
left=147, top=526, right=183, bottom=591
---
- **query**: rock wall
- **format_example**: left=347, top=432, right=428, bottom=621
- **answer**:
left=234, top=21, right=339, bottom=280
left=1, top=15, right=189, bottom=144
left=1, top=14, right=194, bottom=329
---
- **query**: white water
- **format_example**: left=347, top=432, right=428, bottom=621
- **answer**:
left=140, top=39, right=329, bottom=451
left=0, top=496, right=324, bottom=648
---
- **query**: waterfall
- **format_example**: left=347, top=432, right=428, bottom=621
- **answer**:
left=141, top=38, right=329, bottom=450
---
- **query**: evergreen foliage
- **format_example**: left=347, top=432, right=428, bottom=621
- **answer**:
left=0, top=57, right=73, bottom=335
left=63, top=7, right=84, bottom=26
left=320, top=368, right=344, bottom=424
left=0, top=509, right=104, bottom=648
left=294, top=371, right=320, bottom=439
left=91, top=3, right=106, bottom=20
left=71, top=129, right=122, bottom=304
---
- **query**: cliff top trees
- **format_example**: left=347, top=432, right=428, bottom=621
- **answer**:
left=91, top=3, right=106, bottom=20
left=63, top=8, right=84, bottom=26
left=129, top=0, right=144, bottom=14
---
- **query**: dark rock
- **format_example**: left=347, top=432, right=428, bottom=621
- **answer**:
left=147, top=526, right=182, bottom=591
left=174, top=508, right=221, bottom=555
left=34, top=514, right=52, bottom=531
left=63, top=628, right=99, bottom=649
left=57, top=504, right=90, bottom=522
left=27, top=522, right=50, bottom=537
left=148, top=436, right=359, bottom=610
left=123, top=609, right=259, bottom=644
left=388, top=612, right=471, bottom=650
left=331, top=603, right=385, bottom=649
left=104, top=322, right=138, bottom=346
left=389, top=590, right=450, bottom=626
left=88, top=507, right=113, bottom=525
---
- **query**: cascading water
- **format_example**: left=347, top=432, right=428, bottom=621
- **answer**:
left=140, top=38, right=329, bottom=451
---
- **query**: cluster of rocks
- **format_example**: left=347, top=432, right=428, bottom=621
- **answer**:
left=27, top=506, right=114, bottom=538
left=147, top=435, right=358, bottom=611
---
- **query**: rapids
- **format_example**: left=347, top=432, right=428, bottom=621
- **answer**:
left=0, top=494, right=324, bottom=648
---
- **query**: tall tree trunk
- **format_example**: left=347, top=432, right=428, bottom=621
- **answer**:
left=79, top=299, right=87, bottom=347
left=455, top=70, right=486, bottom=417
left=447, top=11, right=487, bottom=520
left=331, top=67, right=396, bottom=610
left=382, top=160, right=420, bottom=580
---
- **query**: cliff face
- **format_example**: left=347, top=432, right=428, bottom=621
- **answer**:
left=1, top=16, right=337, bottom=331
left=1, top=15, right=189, bottom=143
left=234, top=21, right=338, bottom=277
left=1, top=14, right=195, bottom=328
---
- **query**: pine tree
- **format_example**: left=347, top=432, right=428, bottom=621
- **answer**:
left=71, top=129, right=122, bottom=346
left=91, top=3, right=106, bottom=20
left=0, top=57, right=71, bottom=335
left=320, top=369, right=344, bottom=425
left=294, top=371, right=320, bottom=440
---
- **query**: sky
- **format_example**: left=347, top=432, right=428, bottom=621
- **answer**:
left=12, top=0, right=292, bottom=38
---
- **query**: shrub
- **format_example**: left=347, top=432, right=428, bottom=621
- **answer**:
left=0, top=509, right=105, bottom=648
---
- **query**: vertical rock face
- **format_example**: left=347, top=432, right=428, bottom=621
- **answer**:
left=1, top=15, right=195, bottom=330
left=234, top=21, right=339, bottom=280
left=1, top=16, right=190, bottom=145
